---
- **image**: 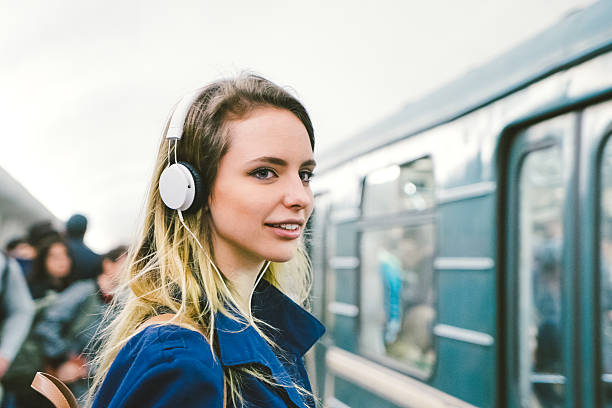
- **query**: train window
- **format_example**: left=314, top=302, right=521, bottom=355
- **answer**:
left=359, top=156, right=436, bottom=376
left=518, top=144, right=565, bottom=407
left=599, top=136, right=612, bottom=402
left=362, top=157, right=434, bottom=217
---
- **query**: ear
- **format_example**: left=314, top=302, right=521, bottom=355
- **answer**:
left=205, top=191, right=214, bottom=212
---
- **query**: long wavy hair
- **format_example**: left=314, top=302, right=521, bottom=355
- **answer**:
left=86, top=74, right=315, bottom=407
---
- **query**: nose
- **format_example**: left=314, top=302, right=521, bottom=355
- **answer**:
left=282, top=175, right=313, bottom=210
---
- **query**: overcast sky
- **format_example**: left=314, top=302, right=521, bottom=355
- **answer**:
left=0, top=0, right=596, bottom=252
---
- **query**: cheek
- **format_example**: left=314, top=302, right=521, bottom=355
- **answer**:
left=210, top=189, right=264, bottom=235
left=306, top=193, right=315, bottom=217
left=47, top=256, right=70, bottom=276
left=45, top=258, right=54, bottom=273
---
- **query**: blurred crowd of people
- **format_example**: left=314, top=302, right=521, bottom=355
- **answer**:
left=0, top=214, right=126, bottom=408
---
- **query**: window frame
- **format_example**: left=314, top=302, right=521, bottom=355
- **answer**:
left=505, top=112, right=579, bottom=408
left=594, top=128, right=612, bottom=403
left=356, top=155, right=438, bottom=381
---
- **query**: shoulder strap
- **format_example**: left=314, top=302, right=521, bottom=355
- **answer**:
left=31, top=372, right=78, bottom=408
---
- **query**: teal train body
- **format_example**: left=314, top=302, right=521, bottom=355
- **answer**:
left=309, top=2, right=612, bottom=407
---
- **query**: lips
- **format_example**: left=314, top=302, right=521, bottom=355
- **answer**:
left=264, top=219, right=304, bottom=228
left=267, top=223, right=299, bottom=230
left=264, top=220, right=304, bottom=239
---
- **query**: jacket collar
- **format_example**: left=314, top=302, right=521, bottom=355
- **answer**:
left=214, top=280, right=325, bottom=405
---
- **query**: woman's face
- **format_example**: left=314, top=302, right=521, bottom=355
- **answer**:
left=209, top=106, right=315, bottom=267
left=45, top=243, right=71, bottom=279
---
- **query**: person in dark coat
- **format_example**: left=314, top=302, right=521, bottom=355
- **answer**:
left=65, top=214, right=102, bottom=281
left=87, top=75, right=324, bottom=408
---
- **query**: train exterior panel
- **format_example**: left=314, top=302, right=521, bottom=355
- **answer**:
left=309, top=2, right=612, bottom=407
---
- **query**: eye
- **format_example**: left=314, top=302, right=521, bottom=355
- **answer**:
left=250, top=167, right=277, bottom=180
left=300, top=170, right=314, bottom=183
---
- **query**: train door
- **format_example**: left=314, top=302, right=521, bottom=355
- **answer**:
left=505, top=113, right=579, bottom=408
left=581, top=99, right=612, bottom=408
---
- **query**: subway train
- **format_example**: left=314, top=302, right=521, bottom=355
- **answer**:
left=308, top=2, right=612, bottom=407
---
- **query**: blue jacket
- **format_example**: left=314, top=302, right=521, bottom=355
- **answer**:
left=92, top=280, right=325, bottom=407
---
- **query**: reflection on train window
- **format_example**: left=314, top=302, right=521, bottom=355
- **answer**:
left=600, top=137, right=612, bottom=404
left=362, top=157, right=434, bottom=217
left=518, top=145, right=565, bottom=408
left=360, top=157, right=436, bottom=376
left=360, top=226, right=435, bottom=375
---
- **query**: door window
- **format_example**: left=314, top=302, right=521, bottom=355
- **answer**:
left=599, top=136, right=612, bottom=405
left=517, top=144, right=565, bottom=407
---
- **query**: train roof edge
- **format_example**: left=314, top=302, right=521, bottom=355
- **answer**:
left=317, top=0, right=612, bottom=172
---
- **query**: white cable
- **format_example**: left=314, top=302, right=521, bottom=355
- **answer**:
left=177, top=209, right=240, bottom=308
left=170, top=132, right=267, bottom=323
left=176, top=209, right=266, bottom=321
left=173, top=139, right=178, bottom=164
left=177, top=210, right=201, bottom=248
left=248, top=260, right=270, bottom=319
left=167, top=141, right=171, bottom=166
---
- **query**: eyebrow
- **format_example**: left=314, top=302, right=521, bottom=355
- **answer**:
left=249, top=156, right=316, bottom=167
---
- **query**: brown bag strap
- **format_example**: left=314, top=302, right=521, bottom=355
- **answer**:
left=31, top=372, right=78, bottom=408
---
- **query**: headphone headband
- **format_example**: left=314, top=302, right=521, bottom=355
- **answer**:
left=166, top=88, right=203, bottom=140
left=160, top=88, right=205, bottom=213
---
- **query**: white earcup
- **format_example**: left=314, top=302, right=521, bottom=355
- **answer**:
left=159, top=163, right=196, bottom=211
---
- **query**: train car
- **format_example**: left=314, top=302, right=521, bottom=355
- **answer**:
left=0, top=165, right=58, bottom=248
left=308, top=2, right=612, bottom=407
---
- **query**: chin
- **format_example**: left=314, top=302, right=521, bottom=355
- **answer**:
left=261, top=244, right=300, bottom=263
left=267, top=254, right=294, bottom=263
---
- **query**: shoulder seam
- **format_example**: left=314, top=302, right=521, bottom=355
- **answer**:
left=131, top=325, right=217, bottom=367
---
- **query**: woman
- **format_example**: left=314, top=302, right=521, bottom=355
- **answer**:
left=88, top=74, right=324, bottom=408
left=28, top=236, right=74, bottom=299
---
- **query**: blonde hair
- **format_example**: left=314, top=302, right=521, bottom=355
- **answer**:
left=86, top=74, right=316, bottom=407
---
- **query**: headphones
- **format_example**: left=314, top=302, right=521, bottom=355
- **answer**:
left=157, top=87, right=272, bottom=317
left=159, top=89, right=204, bottom=213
